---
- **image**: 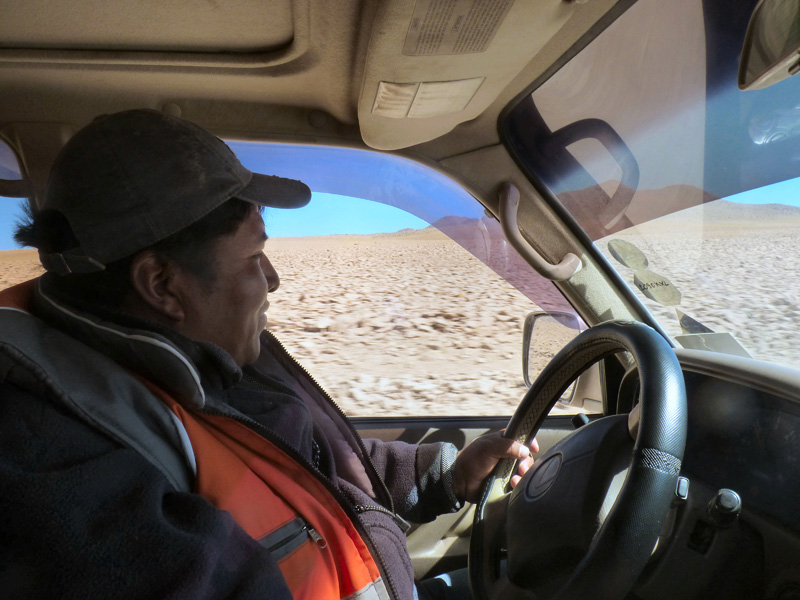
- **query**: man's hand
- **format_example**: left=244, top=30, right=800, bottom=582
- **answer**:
left=452, top=431, right=539, bottom=504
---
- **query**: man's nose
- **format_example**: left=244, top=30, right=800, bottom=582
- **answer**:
left=261, top=254, right=280, bottom=292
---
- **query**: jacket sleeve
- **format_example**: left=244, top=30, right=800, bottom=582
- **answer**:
left=0, top=382, right=292, bottom=600
left=361, top=438, right=462, bottom=524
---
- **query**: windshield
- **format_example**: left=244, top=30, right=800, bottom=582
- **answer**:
left=504, top=0, right=800, bottom=368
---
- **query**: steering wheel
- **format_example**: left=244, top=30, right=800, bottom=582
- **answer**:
left=470, top=320, right=687, bottom=600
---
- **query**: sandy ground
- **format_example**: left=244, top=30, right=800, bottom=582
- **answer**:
left=0, top=249, right=44, bottom=288
left=262, top=229, right=572, bottom=417
left=0, top=230, right=555, bottom=417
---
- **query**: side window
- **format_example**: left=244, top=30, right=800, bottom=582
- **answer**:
left=0, top=140, right=22, bottom=182
left=227, top=141, right=588, bottom=417
left=0, top=137, right=591, bottom=417
left=264, top=199, right=543, bottom=417
left=0, top=140, right=41, bottom=291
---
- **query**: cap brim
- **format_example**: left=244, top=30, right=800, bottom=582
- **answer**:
left=238, top=173, right=312, bottom=209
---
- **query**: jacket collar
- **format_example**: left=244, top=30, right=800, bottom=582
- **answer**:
left=32, top=275, right=242, bottom=409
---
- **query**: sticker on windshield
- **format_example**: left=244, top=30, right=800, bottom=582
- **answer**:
left=632, top=269, right=681, bottom=306
left=607, top=238, right=752, bottom=358
left=608, top=239, right=680, bottom=306
left=607, top=239, right=648, bottom=270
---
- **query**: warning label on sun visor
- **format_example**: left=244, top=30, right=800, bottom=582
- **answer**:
left=403, top=0, right=514, bottom=56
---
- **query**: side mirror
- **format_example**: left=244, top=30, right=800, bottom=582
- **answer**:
left=523, top=312, right=604, bottom=413
left=522, top=311, right=583, bottom=388
left=739, top=0, right=800, bottom=90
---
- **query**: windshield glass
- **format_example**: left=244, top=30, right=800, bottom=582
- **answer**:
left=504, top=0, right=800, bottom=368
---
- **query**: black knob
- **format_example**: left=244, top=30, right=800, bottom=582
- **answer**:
left=707, top=488, right=741, bottom=527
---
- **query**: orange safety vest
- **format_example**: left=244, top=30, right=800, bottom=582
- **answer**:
left=144, top=381, right=387, bottom=600
left=0, top=280, right=388, bottom=600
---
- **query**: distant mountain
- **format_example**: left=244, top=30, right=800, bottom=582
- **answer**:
left=429, top=184, right=721, bottom=242
left=430, top=185, right=800, bottom=246
left=430, top=215, right=478, bottom=229
left=623, top=184, right=719, bottom=224
left=550, top=181, right=800, bottom=237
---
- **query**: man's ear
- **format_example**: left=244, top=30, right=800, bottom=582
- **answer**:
left=128, top=251, right=186, bottom=322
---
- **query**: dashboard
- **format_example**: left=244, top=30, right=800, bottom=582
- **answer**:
left=622, top=350, right=800, bottom=599
left=682, top=371, right=800, bottom=533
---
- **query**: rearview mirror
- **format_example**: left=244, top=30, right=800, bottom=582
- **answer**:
left=739, top=0, right=800, bottom=90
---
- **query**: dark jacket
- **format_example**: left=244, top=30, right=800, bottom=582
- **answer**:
left=0, top=277, right=460, bottom=599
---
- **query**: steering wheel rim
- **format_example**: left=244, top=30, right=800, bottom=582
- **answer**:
left=470, top=320, right=687, bottom=600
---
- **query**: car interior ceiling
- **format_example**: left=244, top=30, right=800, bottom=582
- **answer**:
left=0, top=0, right=626, bottom=207
left=0, top=0, right=648, bottom=333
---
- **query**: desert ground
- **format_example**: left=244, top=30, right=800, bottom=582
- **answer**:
left=0, top=229, right=558, bottom=417
left=0, top=249, right=45, bottom=289
left=262, top=229, right=573, bottom=417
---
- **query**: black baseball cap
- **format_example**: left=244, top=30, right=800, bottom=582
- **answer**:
left=40, top=109, right=311, bottom=275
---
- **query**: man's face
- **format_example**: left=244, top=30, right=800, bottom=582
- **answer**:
left=176, top=208, right=279, bottom=366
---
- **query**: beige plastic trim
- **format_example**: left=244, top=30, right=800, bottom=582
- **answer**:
left=498, top=182, right=582, bottom=281
left=0, top=0, right=310, bottom=69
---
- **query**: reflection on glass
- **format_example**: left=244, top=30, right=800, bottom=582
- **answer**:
left=505, top=0, right=800, bottom=368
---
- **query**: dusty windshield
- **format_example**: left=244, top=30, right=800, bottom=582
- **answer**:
left=505, top=0, right=800, bottom=368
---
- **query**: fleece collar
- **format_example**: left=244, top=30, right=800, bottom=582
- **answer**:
left=32, top=275, right=243, bottom=409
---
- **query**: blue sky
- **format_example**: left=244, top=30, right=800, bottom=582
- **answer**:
left=725, top=177, right=800, bottom=205
left=262, top=193, right=428, bottom=238
left=0, top=196, right=25, bottom=250
left=0, top=141, right=475, bottom=250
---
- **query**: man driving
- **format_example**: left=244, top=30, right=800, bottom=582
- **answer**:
left=0, top=109, right=535, bottom=599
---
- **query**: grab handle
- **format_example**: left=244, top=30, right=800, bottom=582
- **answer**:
left=498, top=182, right=581, bottom=281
